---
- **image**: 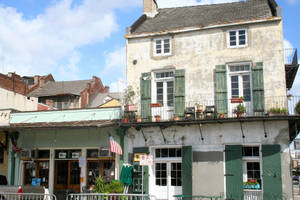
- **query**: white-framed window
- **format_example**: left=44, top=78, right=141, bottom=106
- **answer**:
left=154, top=38, right=171, bottom=56
left=227, top=29, right=248, bottom=48
left=242, top=146, right=262, bottom=190
left=228, top=63, right=252, bottom=102
left=153, top=71, right=174, bottom=107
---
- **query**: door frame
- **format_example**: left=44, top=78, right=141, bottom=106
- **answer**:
left=54, top=160, right=80, bottom=193
left=227, top=63, right=253, bottom=117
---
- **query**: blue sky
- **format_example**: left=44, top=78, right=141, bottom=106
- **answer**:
left=0, top=0, right=299, bottom=93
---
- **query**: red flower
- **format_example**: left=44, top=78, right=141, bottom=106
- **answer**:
left=249, top=179, right=255, bottom=182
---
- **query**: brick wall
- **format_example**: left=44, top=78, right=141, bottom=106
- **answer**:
left=80, top=76, right=109, bottom=108
left=0, top=73, right=29, bottom=95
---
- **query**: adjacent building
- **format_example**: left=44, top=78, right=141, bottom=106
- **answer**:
left=123, top=0, right=300, bottom=199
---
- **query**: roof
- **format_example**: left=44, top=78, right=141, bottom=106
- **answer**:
left=129, top=0, right=277, bottom=35
left=29, top=80, right=91, bottom=97
left=88, top=92, right=123, bottom=108
left=10, top=120, right=119, bottom=129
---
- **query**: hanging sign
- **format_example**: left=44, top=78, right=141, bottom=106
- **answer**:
left=134, top=153, right=147, bottom=162
left=139, top=155, right=153, bottom=166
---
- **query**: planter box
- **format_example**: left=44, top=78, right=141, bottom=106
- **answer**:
left=125, top=104, right=135, bottom=111
left=231, top=98, right=244, bottom=103
left=151, top=103, right=162, bottom=107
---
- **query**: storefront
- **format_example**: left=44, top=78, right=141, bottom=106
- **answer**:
left=8, top=108, right=123, bottom=197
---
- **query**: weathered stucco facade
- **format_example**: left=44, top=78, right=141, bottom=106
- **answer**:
left=125, top=120, right=292, bottom=199
left=126, top=20, right=286, bottom=113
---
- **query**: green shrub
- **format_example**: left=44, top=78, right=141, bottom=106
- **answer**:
left=236, top=104, right=246, bottom=113
left=94, top=176, right=124, bottom=194
left=269, top=107, right=288, bottom=114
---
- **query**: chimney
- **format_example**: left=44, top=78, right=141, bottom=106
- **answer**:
left=34, top=75, right=40, bottom=84
left=143, top=0, right=158, bottom=18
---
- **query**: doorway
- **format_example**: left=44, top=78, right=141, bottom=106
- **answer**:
left=153, top=162, right=182, bottom=200
left=54, top=160, right=80, bottom=196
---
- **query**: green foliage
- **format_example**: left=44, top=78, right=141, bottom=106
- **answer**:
left=269, top=107, right=288, bottom=114
left=95, top=176, right=106, bottom=193
left=236, top=104, right=246, bottom=113
left=94, top=176, right=124, bottom=194
left=104, top=180, right=124, bottom=193
left=295, top=100, right=300, bottom=114
left=124, top=85, right=135, bottom=104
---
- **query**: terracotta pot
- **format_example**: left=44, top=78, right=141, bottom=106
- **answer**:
left=155, top=115, right=161, bottom=122
left=219, top=113, right=226, bottom=118
left=136, top=118, right=142, bottom=123
left=231, top=98, right=244, bottom=103
left=236, top=112, right=244, bottom=118
left=123, top=118, right=128, bottom=123
left=196, top=105, right=203, bottom=112
left=173, top=116, right=180, bottom=121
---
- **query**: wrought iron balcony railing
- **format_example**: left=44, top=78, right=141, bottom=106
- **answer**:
left=121, top=96, right=300, bottom=123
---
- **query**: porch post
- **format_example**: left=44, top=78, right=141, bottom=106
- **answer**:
left=49, top=149, right=55, bottom=194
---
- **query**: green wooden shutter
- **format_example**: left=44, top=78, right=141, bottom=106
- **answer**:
left=262, top=145, right=282, bottom=200
left=140, top=73, right=151, bottom=122
left=132, top=147, right=149, bottom=194
left=225, top=145, right=243, bottom=200
left=252, top=62, right=265, bottom=116
left=182, top=146, right=193, bottom=196
left=174, top=70, right=185, bottom=118
left=215, top=65, right=228, bottom=116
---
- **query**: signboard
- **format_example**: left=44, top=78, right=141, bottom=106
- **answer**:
left=72, top=152, right=80, bottom=159
left=58, top=152, right=67, bottom=159
left=134, top=153, right=147, bottom=162
left=295, top=139, right=300, bottom=150
left=139, top=155, right=153, bottom=166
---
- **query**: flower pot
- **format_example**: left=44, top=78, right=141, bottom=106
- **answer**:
left=173, top=116, right=180, bottom=121
left=151, top=103, right=162, bottom=107
left=196, top=105, right=203, bottom=112
left=155, top=115, right=161, bottom=122
left=125, top=104, right=135, bottom=111
left=236, top=112, right=244, bottom=118
left=136, top=118, right=142, bottom=123
left=231, top=98, right=244, bottom=103
left=123, top=118, right=128, bottom=123
left=219, top=113, right=226, bottom=118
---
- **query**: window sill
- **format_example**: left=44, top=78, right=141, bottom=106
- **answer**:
left=243, top=189, right=262, bottom=192
left=227, top=45, right=248, bottom=49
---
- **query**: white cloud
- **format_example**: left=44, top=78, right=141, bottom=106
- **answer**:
left=287, top=0, right=299, bottom=5
left=156, top=0, right=241, bottom=8
left=0, top=0, right=140, bottom=78
left=100, top=46, right=127, bottom=92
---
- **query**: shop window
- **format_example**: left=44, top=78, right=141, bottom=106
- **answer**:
left=155, top=148, right=181, bottom=158
left=171, top=163, right=182, bottom=186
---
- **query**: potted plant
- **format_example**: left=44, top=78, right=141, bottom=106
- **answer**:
left=219, top=113, right=226, bottom=119
left=124, top=85, right=135, bottom=111
left=234, top=104, right=246, bottom=117
left=173, top=115, right=180, bottom=121
left=195, top=103, right=203, bottom=112
left=243, top=179, right=261, bottom=190
left=231, top=96, right=244, bottom=104
left=295, top=100, right=300, bottom=115
left=268, top=107, right=288, bottom=116
left=136, top=116, right=142, bottom=123
left=122, top=113, right=129, bottom=123
left=155, top=115, right=161, bottom=122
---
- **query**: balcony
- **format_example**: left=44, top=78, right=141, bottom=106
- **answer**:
left=285, top=48, right=299, bottom=89
left=121, top=95, right=300, bottom=123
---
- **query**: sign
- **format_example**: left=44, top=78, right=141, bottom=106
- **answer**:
left=72, top=152, right=80, bottom=159
left=32, top=178, right=41, bottom=186
left=134, top=153, right=147, bottom=162
left=139, top=155, right=153, bottom=166
left=58, top=152, right=66, bottom=159
left=295, top=139, right=300, bottom=150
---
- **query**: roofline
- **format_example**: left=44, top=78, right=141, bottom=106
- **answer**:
left=125, top=16, right=282, bottom=39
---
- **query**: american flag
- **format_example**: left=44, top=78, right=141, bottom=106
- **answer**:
left=110, top=135, right=123, bottom=155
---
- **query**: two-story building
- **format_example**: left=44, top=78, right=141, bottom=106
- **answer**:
left=123, top=0, right=300, bottom=199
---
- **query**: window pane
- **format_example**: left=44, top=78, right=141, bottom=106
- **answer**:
left=239, top=30, right=246, bottom=35
left=229, top=31, right=236, bottom=36
left=164, top=39, right=170, bottom=44
left=161, top=149, right=168, bottom=157
left=242, top=75, right=251, bottom=101
left=155, top=149, right=161, bottom=158
left=169, top=148, right=176, bottom=157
